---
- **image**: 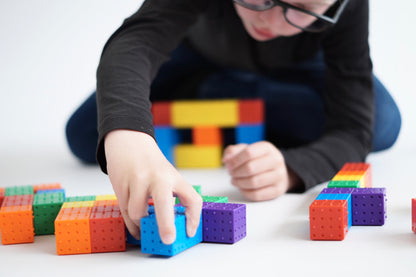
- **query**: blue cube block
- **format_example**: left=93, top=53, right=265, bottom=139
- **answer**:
left=235, top=124, right=264, bottom=144
left=141, top=213, right=202, bottom=256
left=155, top=127, right=180, bottom=164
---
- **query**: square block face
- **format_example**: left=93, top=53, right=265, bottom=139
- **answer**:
left=54, top=207, right=92, bottom=255
left=33, top=192, right=64, bottom=235
left=235, top=124, right=265, bottom=144
left=321, top=188, right=355, bottom=194
left=351, top=188, right=387, bottom=226
left=151, top=101, right=171, bottom=126
left=5, top=185, right=34, bottom=196
left=202, top=196, right=228, bottom=203
left=192, top=126, right=223, bottom=146
left=309, top=200, right=348, bottom=241
left=141, top=214, right=202, bottom=256
left=65, top=195, right=96, bottom=202
left=238, top=99, right=264, bottom=124
left=0, top=205, right=34, bottom=245
left=202, top=203, right=246, bottom=244
left=90, top=208, right=126, bottom=253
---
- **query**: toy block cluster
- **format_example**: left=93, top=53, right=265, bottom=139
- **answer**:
left=140, top=185, right=246, bottom=256
left=54, top=194, right=125, bottom=255
left=0, top=183, right=63, bottom=245
left=0, top=184, right=246, bottom=257
left=151, top=99, right=264, bottom=168
left=309, top=163, right=387, bottom=241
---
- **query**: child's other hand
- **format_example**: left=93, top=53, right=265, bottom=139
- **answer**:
left=104, top=130, right=202, bottom=244
left=222, top=142, right=300, bottom=201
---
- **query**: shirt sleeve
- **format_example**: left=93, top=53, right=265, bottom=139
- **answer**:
left=96, top=0, right=206, bottom=173
left=282, top=0, right=374, bottom=191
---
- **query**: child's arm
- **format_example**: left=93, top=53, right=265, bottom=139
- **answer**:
left=104, top=129, right=202, bottom=243
left=222, top=142, right=301, bottom=201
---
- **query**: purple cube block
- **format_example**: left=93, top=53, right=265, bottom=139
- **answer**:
left=351, top=188, right=387, bottom=226
left=321, top=187, right=355, bottom=194
left=202, top=203, right=246, bottom=244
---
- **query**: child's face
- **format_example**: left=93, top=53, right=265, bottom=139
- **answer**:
left=234, top=0, right=335, bottom=41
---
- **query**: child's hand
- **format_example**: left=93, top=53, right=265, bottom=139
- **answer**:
left=104, top=130, right=202, bottom=244
left=222, top=141, right=300, bottom=201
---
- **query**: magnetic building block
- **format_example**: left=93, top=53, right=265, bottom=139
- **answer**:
left=33, top=192, right=64, bottom=235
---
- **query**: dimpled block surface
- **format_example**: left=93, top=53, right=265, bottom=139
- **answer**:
left=33, top=192, right=64, bottom=235
left=141, top=213, right=202, bottom=256
left=89, top=201, right=126, bottom=253
left=309, top=199, right=349, bottom=241
left=351, top=188, right=387, bottom=226
left=202, top=202, right=246, bottom=244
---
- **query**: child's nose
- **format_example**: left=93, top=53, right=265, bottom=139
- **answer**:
left=258, top=6, right=286, bottom=26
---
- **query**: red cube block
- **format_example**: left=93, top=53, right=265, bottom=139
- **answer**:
left=89, top=202, right=126, bottom=253
left=238, top=99, right=264, bottom=124
left=309, top=199, right=349, bottom=241
left=151, top=101, right=171, bottom=126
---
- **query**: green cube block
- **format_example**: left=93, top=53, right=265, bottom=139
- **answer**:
left=175, top=185, right=203, bottom=204
left=202, top=196, right=228, bottom=203
left=5, top=185, right=34, bottom=196
left=33, top=192, right=64, bottom=235
left=65, top=195, right=96, bottom=202
left=327, top=180, right=361, bottom=188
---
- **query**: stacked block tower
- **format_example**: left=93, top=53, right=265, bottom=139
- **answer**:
left=309, top=163, right=387, bottom=240
left=0, top=184, right=246, bottom=257
left=0, top=183, right=63, bottom=244
left=151, top=99, right=264, bottom=168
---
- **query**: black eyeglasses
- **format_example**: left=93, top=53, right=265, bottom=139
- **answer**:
left=233, top=0, right=350, bottom=32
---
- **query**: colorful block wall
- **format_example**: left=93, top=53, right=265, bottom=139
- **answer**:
left=309, top=163, right=386, bottom=241
left=151, top=99, right=264, bottom=168
left=0, top=183, right=64, bottom=245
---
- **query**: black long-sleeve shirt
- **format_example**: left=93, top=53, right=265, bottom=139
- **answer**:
left=96, top=0, right=374, bottom=191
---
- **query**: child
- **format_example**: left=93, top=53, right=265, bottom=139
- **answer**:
left=66, top=0, right=401, bottom=244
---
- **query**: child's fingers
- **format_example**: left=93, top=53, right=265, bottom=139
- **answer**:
left=231, top=169, right=279, bottom=190
left=174, top=181, right=203, bottom=238
left=126, top=181, right=149, bottom=238
left=222, top=143, right=248, bottom=162
left=224, top=141, right=269, bottom=170
left=152, top=185, right=176, bottom=244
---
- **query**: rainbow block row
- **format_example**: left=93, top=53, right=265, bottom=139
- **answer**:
left=309, top=163, right=387, bottom=241
left=152, top=99, right=264, bottom=168
left=0, top=183, right=63, bottom=244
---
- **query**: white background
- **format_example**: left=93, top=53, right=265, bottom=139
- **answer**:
left=0, top=1, right=415, bottom=276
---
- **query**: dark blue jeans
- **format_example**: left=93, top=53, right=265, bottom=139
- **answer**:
left=66, top=44, right=401, bottom=163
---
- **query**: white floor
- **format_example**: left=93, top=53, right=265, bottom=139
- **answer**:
left=0, top=1, right=416, bottom=276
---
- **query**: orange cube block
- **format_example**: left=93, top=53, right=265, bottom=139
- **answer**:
left=0, top=204, right=34, bottom=245
left=309, top=199, right=349, bottom=241
left=192, top=126, right=222, bottom=146
left=151, top=101, right=171, bottom=126
left=55, top=206, right=92, bottom=255
left=238, top=99, right=264, bottom=124
left=33, top=183, right=62, bottom=193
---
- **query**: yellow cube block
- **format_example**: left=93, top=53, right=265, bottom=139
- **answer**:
left=171, top=100, right=238, bottom=128
left=95, top=194, right=117, bottom=201
left=175, top=144, right=222, bottom=168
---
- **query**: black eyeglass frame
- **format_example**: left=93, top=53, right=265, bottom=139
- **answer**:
left=233, top=0, right=350, bottom=32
